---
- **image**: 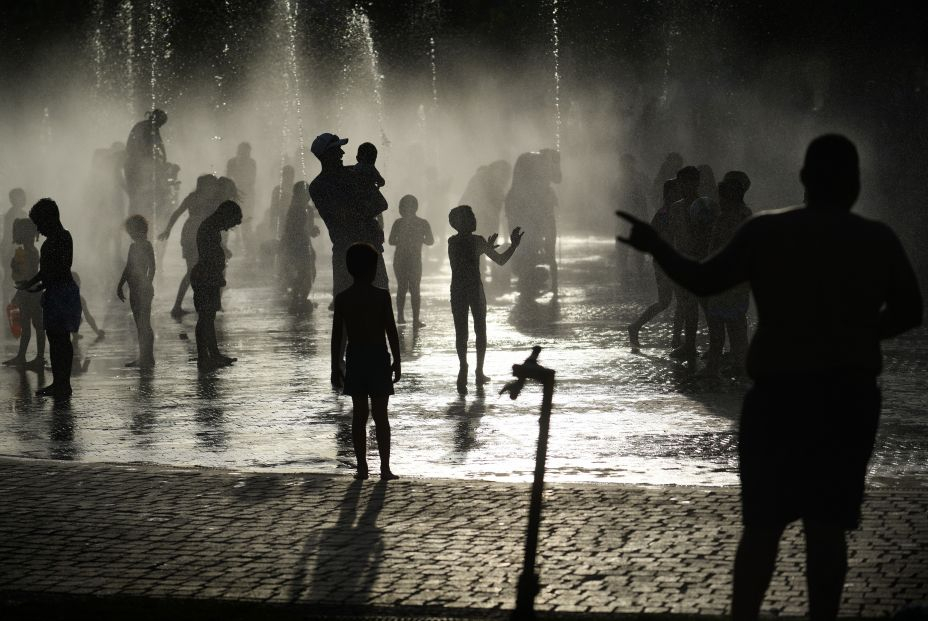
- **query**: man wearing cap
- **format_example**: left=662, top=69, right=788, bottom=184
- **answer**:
left=309, top=133, right=389, bottom=301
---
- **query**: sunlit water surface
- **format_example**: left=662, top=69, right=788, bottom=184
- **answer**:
left=2, top=237, right=925, bottom=487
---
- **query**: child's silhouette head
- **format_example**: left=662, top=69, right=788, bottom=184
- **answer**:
left=195, top=174, right=216, bottom=193
left=448, top=205, right=476, bottom=234
left=29, top=198, right=60, bottom=235
left=12, top=218, right=37, bottom=245
left=215, top=200, right=243, bottom=230
left=125, top=215, right=149, bottom=240
left=346, top=243, right=378, bottom=283
left=357, top=142, right=377, bottom=165
left=675, top=166, right=700, bottom=196
left=8, top=188, right=26, bottom=209
left=217, top=176, right=239, bottom=201
left=398, top=194, right=418, bottom=217
left=281, top=165, right=295, bottom=185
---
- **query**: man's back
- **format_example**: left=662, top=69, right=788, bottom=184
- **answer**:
left=741, top=206, right=916, bottom=377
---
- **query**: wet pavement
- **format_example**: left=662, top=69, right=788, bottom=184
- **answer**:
left=1, top=458, right=926, bottom=618
left=1, top=236, right=927, bottom=487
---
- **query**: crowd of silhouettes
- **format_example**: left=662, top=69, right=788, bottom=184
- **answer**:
left=618, top=134, right=922, bottom=621
left=2, top=114, right=925, bottom=621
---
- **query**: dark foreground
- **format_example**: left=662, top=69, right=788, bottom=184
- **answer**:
left=1, top=458, right=925, bottom=619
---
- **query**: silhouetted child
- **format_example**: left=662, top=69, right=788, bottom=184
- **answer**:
left=353, top=142, right=385, bottom=188
left=704, top=173, right=753, bottom=374
left=448, top=205, right=523, bottom=394
left=191, top=200, right=242, bottom=370
left=628, top=178, right=681, bottom=351
left=18, top=198, right=82, bottom=398
left=388, top=194, right=434, bottom=326
left=70, top=272, right=105, bottom=344
left=116, top=215, right=155, bottom=368
left=2, top=188, right=28, bottom=317
left=67, top=272, right=104, bottom=375
left=3, top=218, right=45, bottom=370
left=331, top=243, right=401, bottom=481
left=279, top=181, right=320, bottom=312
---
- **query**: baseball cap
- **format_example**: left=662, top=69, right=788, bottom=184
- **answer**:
left=311, top=133, right=348, bottom=159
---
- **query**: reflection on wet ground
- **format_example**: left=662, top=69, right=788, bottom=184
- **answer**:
left=1, top=237, right=926, bottom=486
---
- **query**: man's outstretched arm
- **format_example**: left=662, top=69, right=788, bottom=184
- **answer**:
left=616, top=211, right=750, bottom=297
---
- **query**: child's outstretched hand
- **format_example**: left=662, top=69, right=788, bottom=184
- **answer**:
left=487, top=233, right=500, bottom=249
left=391, top=360, right=402, bottom=383
left=510, top=227, right=524, bottom=247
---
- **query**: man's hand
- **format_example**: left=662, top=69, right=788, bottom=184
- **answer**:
left=510, top=227, right=524, bottom=247
left=331, top=367, right=344, bottom=390
left=615, top=211, right=660, bottom=253
left=391, top=360, right=402, bottom=383
left=116, top=286, right=126, bottom=303
left=157, top=230, right=170, bottom=241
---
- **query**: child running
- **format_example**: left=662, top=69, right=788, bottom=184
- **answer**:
left=116, top=215, right=155, bottom=368
left=388, top=194, right=434, bottom=326
left=3, top=218, right=45, bottom=370
left=331, top=242, right=401, bottom=481
left=447, top=205, right=523, bottom=394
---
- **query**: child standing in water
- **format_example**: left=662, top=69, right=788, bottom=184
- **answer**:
left=3, top=218, right=45, bottom=370
left=18, top=199, right=82, bottom=398
left=447, top=205, right=523, bottom=394
left=191, top=200, right=242, bottom=370
left=388, top=194, right=434, bottom=326
left=279, top=181, right=320, bottom=312
left=331, top=243, right=401, bottom=481
left=116, top=215, right=155, bottom=368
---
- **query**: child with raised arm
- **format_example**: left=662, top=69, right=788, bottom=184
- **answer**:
left=388, top=194, right=434, bottom=326
left=116, top=215, right=155, bottom=368
left=3, top=218, right=45, bottom=370
left=447, top=205, right=523, bottom=394
left=331, top=243, right=401, bottom=481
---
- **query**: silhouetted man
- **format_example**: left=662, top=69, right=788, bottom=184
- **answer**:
left=308, top=133, right=389, bottom=301
left=124, top=109, right=168, bottom=224
left=618, top=134, right=923, bottom=621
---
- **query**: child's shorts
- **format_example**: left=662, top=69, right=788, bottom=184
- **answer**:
left=344, top=343, right=394, bottom=397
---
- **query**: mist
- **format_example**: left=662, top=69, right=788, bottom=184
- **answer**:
left=0, top=0, right=925, bottom=297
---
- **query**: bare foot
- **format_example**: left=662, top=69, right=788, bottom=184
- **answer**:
left=380, top=471, right=399, bottom=481
left=354, top=469, right=369, bottom=480
left=456, top=367, right=468, bottom=395
left=475, top=373, right=492, bottom=385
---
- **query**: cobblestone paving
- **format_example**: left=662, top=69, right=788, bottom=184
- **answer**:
left=1, top=458, right=925, bottom=617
